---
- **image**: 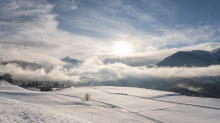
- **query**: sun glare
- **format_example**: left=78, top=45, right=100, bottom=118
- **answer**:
left=114, top=42, right=131, bottom=55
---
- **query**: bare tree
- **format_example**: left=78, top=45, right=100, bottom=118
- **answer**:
left=85, top=93, right=91, bottom=100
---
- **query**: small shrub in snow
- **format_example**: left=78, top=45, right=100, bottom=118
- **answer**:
left=85, top=93, right=90, bottom=100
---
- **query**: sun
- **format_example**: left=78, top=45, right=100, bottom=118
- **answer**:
left=114, top=42, right=131, bottom=55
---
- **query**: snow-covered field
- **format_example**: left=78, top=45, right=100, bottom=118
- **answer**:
left=1, top=80, right=220, bottom=123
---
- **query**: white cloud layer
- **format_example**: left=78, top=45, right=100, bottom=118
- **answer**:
left=1, top=56, right=220, bottom=84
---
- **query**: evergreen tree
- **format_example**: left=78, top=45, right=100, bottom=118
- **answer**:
left=3, top=73, right=12, bottom=83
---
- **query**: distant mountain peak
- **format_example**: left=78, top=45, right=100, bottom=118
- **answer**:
left=61, top=56, right=81, bottom=64
left=63, top=56, right=71, bottom=60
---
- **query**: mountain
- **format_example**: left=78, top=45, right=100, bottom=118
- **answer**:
left=157, top=47, right=220, bottom=67
left=0, top=60, right=53, bottom=72
left=61, top=56, right=81, bottom=64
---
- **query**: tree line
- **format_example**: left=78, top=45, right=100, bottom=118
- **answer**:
left=0, top=73, right=71, bottom=88
left=13, top=79, right=71, bottom=88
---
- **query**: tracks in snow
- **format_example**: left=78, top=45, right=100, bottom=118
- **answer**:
left=56, top=93, right=162, bottom=123
left=56, top=87, right=220, bottom=123
left=94, top=88, right=220, bottom=111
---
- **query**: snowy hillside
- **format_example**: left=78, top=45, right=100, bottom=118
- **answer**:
left=1, top=80, right=220, bottom=123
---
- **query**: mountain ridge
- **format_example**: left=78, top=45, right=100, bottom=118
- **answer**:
left=157, top=47, right=220, bottom=67
left=0, top=60, right=53, bottom=73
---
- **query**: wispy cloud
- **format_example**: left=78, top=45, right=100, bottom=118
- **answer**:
left=0, top=0, right=219, bottom=60
left=0, top=0, right=220, bottom=83
left=53, top=0, right=77, bottom=12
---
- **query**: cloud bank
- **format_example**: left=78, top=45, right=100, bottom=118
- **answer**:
left=1, top=56, right=220, bottom=85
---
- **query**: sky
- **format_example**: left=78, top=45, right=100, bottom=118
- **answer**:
left=0, top=0, right=220, bottom=83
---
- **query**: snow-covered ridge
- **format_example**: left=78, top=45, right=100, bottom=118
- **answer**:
left=157, top=47, right=220, bottom=67
left=191, top=47, right=220, bottom=62
left=210, top=47, right=220, bottom=54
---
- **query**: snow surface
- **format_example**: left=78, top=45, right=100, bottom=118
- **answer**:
left=1, top=80, right=220, bottom=123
